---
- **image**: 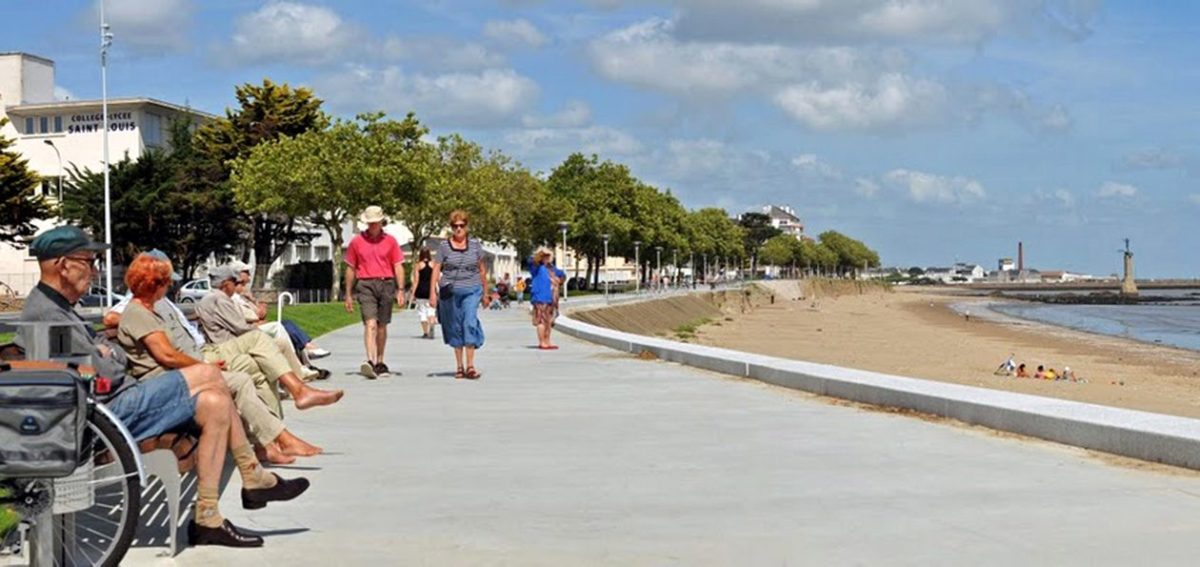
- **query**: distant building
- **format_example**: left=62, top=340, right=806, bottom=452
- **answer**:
left=998, top=258, right=1015, bottom=272
left=0, top=52, right=212, bottom=295
left=761, top=205, right=804, bottom=239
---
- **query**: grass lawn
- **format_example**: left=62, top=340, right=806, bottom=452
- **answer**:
left=0, top=331, right=11, bottom=344
left=265, top=302, right=364, bottom=339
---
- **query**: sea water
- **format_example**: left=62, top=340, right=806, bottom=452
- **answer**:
left=991, top=291, right=1200, bottom=352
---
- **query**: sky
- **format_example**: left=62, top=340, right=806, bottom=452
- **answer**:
left=8, top=1, right=1200, bottom=277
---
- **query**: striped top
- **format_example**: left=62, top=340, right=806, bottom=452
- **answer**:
left=435, top=238, right=485, bottom=292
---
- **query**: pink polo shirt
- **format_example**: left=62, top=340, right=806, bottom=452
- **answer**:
left=344, top=231, right=404, bottom=279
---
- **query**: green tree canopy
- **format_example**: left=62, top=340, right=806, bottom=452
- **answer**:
left=0, top=118, right=51, bottom=246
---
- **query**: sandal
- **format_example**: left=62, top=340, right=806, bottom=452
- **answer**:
left=465, top=366, right=481, bottom=379
left=455, top=367, right=466, bottom=379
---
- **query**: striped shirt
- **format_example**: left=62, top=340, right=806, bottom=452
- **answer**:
left=435, top=238, right=485, bottom=292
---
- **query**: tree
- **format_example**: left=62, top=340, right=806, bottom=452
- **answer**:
left=60, top=122, right=244, bottom=278
left=759, top=234, right=797, bottom=268
left=195, top=79, right=328, bottom=286
left=818, top=230, right=880, bottom=274
left=0, top=118, right=51, bottom=245
left=233, top=114, right=412, bottom=298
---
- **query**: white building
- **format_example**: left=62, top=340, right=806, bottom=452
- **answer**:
left=0, top=52, right=211, bottom=295
left=761, top=205, right=804, bottom=239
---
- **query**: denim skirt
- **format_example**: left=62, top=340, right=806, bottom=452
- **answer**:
left=437, top=285, right=485, bottom=349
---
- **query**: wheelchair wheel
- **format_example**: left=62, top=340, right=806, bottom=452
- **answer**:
left=47, top=408, right=141, bottom=567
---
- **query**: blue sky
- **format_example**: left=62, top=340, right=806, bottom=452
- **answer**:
left=10, top=1, right=1200, bottom=277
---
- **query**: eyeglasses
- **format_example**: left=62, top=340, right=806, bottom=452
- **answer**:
left=61, top=255, right=99, bottom=270
left=451, top=223, right=467, bottom=229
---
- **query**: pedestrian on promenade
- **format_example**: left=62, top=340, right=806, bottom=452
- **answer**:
left=408, top=247, right=437, bottom=339
left=344, top=205, right=406, bottom=379
left=514, top=276, right=526, bottom=305
left=429, top=209, right=490, bottom=379
left=529, top=247, right=560, bottom=350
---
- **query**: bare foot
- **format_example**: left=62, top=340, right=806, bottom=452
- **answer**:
left=277, top=430, right=323, bottom=457
left=294, top=386, right=344, bottom=410
left=257, top=443, right=296, bottom=465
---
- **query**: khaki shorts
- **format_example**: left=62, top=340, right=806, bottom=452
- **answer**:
left=355, top=279, right=397, bottom=324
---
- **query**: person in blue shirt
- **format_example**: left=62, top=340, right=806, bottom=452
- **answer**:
left=528, top=247, right=561, bottom=350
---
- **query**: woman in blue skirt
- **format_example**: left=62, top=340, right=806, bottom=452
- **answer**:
left=429, top=209, right=491, bottom=379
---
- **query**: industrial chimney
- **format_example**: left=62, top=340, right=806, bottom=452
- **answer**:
left=1017, top=242, right=1024, bottom=272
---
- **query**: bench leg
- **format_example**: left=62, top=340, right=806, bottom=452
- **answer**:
left=143, top=450, right=183, bottom=557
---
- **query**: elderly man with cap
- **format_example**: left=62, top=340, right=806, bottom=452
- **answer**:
left=343, top=205, right=406, bottom=378
left=20, top=228, right=310, bottom=548
left=104, top=250, right=323, bottom=463
left=197, top=264, right=344, bottom=413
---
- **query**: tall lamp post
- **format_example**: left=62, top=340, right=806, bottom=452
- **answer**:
left=100, top=1, right=115, bottom=307
left=601, top=233, right=610, bottom=301
left=633, top=240, right=641, bottom=293
left=43, top=140, right=62, bottom=202
left=672, top=249, right=678, bottom=289
left=655, top=246, right=662, bottom=291
left=558, top=221, right=569, bottom=300
left=702, top=253, right=708, bottom=284
left=689, top=251, right=694, bottom=288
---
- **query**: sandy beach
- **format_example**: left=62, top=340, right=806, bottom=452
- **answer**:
left=694, top=286, right=1200, bottom=419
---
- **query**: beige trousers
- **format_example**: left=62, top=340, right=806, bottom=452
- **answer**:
left=222, top=370, right=285, bottom=446
left=203, top=330, right=291, bottom=419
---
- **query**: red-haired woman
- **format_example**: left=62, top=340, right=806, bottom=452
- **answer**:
left=429, top=209, right=491, bottom=378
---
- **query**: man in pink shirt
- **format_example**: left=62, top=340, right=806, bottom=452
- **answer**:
left=344, top=206, right=406, bottom=378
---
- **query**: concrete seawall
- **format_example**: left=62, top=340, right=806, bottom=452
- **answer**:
left=558, top=287, right=1200, bottom=471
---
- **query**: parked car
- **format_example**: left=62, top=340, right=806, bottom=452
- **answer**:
left=177, top=279, right=212, bottom=303
left=78, top=285, right=110, bottom=307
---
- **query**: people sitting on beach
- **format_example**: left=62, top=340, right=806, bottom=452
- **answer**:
left=1044, top=367, right=1058, bottom=380
left=1063, top=366, right=1078, bottom=382
left=1016, top=363, right=1029, bottom=378
left=106, top=252, right=321, bottom=466
left=19, top=227, right=309, bottom=548
left=196, top=264, right=344, bottom=412
left=1035, top=365, right=1046, bottom=379
left=994, top=354, right=1016, bottom=376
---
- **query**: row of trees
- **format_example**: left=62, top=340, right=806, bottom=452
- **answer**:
left=1, top=79, right=879, bottom=295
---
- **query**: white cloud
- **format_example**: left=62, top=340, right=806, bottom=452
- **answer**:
left=775, top=73, right=949, bottom=131
left=315, top=66, right=539, bottom=128
left=666, top=0, right=1099, bottom=44
left=503, top=126, right=642, bottom=159
left=588, top=18, right=894, bottom=97
left=382, top=37, right=505, bottom=71
left=484, top=19, right=549, bottom=48
left=94, top=0, right=193, bottom=52
left=228, top=2, right=360, bottom=65
left=882, top=169, right=986, bottom=204
left=854, top=177, right=881, bottom=198
left=1096, top=181, right=1138, bottom=199
left=522, top=100, right=592, bottom=128
left=1122, top=147, right=1185, bottom=170
left=791, top=154, right=843, bottom=180
left=53, top=86, right=75, bottom=102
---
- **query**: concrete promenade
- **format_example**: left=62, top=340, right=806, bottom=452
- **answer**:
left=125, top=304, right=1200, bottom=566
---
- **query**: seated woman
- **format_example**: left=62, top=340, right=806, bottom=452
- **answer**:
left=1016, top=363, right=1029, bottom=378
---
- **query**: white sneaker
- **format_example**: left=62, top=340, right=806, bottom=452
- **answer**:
left=307, top=347, right=331, bottom=359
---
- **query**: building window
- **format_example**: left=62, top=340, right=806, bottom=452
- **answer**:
left=143, top=112, right=163, bottom=147
left=39, top=117, right=48, bottom=134
left=295, top=245, right=311, bottom=262
left=24, top=117, right=33, bottom=134
left=53, top=116, right=63, bottom=133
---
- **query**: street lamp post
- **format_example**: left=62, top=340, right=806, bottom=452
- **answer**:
left=672, top=249, right=678, bottom=289
left=654, top=246, right=662, bottom=292
left=558, top=221, right=569, bottom=300
left=689, top=252, right=694, bottom=288
left=100, top=1, right=114, bottom=307
left=633, top=240, right=641, bottom=293
left=601, top=233, right=610, bottom=301
left=43, top=140, right=62, bottom=202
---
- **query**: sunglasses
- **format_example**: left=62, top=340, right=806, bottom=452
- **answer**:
left=451, top=223, right=467, bottom=229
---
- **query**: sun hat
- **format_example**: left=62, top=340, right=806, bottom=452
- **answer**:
left=360, top=206, right=386, bottom=224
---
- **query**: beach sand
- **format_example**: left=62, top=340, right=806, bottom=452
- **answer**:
left=694, top=287, right=1200, bottom=419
